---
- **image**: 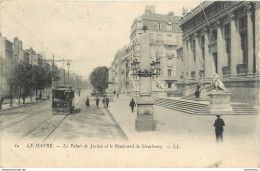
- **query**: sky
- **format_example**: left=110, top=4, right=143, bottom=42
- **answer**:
left=0, top=0, right=201, bottom=80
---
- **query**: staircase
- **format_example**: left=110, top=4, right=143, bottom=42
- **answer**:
left=154, top=97, right=258, bottom=115
left=154, top=97, right=209, bottom=115
left=182, top=84, right=214, bottom=101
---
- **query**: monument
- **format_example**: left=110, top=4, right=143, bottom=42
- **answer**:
left=208, top=73, right=233, bottom=114
left=135, top=33, right=155, bottom=131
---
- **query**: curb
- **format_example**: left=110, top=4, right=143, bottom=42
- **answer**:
left=104, top=107, right=128, bottom=140
left=0, top=100, right=48, bottom=112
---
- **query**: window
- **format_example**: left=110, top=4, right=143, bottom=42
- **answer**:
left=201, top=36, right=205, bottom=60
left=239, top=16, right=248, bottom=64
left=168, top=69, right=172, bottom=76
left=192, top=39, right=196, bottom=61
left=210, top=29, right=217, bottom=42
left=168, top=82, right=172, bottom=88
left=224, top=24, right=231, bottom=65
left=167, top=35, right=172, bottom=41
left=167, top=22, right=172, bottom=31
left=239, top=16, right=247, bottom=30
left=176, top=35, right=180, bottom=44
left=240, top=31, right=248, bottom=64
left=158, top=23, right=161, bottom=30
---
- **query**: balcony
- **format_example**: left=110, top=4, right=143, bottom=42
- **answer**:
left=150, top=38, right=164, bottom=44
left=160, top=76, right=177, bottom=81
left=164, top=39, right=176, bottom=45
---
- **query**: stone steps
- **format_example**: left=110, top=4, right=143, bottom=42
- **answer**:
left=154, top=97, right=258, bottom=115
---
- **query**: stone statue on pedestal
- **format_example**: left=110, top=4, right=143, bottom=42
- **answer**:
left=211, top=73, right=229, bottom=93
left=208, top=73, right=233, bottom=114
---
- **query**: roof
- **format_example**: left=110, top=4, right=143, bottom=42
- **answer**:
left=53, top=85, right=74, bottom=91
left=141, top=13, right=182, bottom=33
left=142, top=13, right=181, bottom=24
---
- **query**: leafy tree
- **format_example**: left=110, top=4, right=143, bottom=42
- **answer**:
left=13, top=63, right=34, bottom=102
left=89, top=66, right=108, bottom=95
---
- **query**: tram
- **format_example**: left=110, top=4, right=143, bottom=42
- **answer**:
left=52, top=85, right=75, bottom=114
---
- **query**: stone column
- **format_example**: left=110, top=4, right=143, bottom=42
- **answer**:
left=246, top=4, right=254, bottom=74
left=230, top=13, right=242, bottom=75
left=188, top=38, right=193, bottom=79
left=203, top=28, right=211, bottom=78
left=182, top=38, right=188, bottom=82
left=217, top=21, right=225, bottom=76
left=254, top=2, right=260, bottom=73
left=195, top=32, right=201, bottom=80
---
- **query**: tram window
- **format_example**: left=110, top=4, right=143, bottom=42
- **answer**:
left=54, top=91, right=66, bottom=101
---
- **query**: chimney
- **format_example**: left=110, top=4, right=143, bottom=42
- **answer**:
left=168, top=11, right=175, bottom=20
left=18, top=41, right=23, bottom=49
left=14, top=37, right=19, bottom=46
left=145, top=5, right=155, bottom=14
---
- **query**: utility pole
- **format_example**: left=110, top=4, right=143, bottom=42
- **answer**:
left=43, top=55, right=71, bottom=89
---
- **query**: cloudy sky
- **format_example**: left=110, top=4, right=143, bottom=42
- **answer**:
left=0, top=1, right=200, bottom=80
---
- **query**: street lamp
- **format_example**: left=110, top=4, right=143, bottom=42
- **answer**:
left=67, top=61, right=70, bottom=85
left=131, top=58, right=160, bottom=79
left=63, top=59, right=66, bottom=85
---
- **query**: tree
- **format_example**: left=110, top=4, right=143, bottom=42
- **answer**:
left=13, top=63, right=34, bottom=103
left=89, top=66, right=108, bottom=95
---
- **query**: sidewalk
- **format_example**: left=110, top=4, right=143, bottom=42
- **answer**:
left=106, top=94, right=259, bottom=144
left=107, top=94, right=198, bottom=143
left=0, top=98, right=45, bottom=112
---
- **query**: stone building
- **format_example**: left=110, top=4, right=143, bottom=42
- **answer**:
left=0, top=34, right=14, bottom=98
left=177, top=1, right=260, bottom=104
left=129, top=6, right=182, bottom=96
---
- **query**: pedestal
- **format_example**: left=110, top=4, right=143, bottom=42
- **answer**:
left=208, top=90, right=233, bottom=114
left=135, top=97, right=155, bottom=131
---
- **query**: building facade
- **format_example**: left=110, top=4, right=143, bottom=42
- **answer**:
left=130, top=6, right=182, bottom=96
left=177, top=1, right=260, bottom=104
left=110, top=6, right=183, bottom=97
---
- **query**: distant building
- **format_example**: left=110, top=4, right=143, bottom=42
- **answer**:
left=177, top=1, right=260, bottom=104
left=0, top=34, right=14, bottom=97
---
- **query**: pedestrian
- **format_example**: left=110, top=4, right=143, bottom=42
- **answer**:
left=106, top=97, right=109, bottom=107
left=102, top=97, right=106, bottom=108
left=69, top=98, right=74, bottom=114
left=195, top=84, right=201, bottom=101
left=117, top=93, right=119, bottom=98
left=85, top=97, right=89, bottom=107
left=213, top=114, right=225, bottom=142
left=129, top=98, right=136, bottom=113
left=96, top=97, right=100, bottom=108
left=22, top=93, right=26, bottom=104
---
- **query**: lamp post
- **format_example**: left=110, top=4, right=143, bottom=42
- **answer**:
left=67, top=61, right=70, bottom=85
left=130, top=34, right=160, bottom=131
left=63, top=59, right=66, bottom=85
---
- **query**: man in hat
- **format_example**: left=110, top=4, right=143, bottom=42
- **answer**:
left=213, top=115, right=225, bottom=142
left=129, top=98, right=136, bottom=113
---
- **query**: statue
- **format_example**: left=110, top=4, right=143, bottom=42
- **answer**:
left=211, top=73, right=229, bottom=93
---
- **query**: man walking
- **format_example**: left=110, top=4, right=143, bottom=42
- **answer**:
left=213, top=114, right=225, bottom=142
left=129, top=98, right=136, bottom=113
left=96, top=97, right=100, bottom=108
left=106, top=97, right=109, bottom=107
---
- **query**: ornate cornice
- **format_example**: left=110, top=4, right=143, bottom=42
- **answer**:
left=253, top=2, right=260, bottom=9
left=228, top=13, right=235, bottom=21
left=244, top=2, right=252, bottom=13
left=200, top=27, right=208, bottom=35
left=194, top=32, right=200, bottom=38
